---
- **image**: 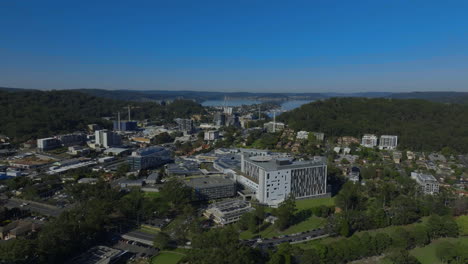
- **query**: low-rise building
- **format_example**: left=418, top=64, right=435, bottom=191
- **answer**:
left=411, top=172, right=439, bottom=195
left=296, top=131, right=309, bottom=140
left=203, top=199, right=254, bottom=225
left=127, top=146, right=172, bottom=171
left=263, top=121, right=285, bottom=133
left=204, top=130, right=220, bottom=141
left=184, top=176, right=236, bottom=201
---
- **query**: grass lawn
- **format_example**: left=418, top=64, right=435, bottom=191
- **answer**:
left=151, top=250, right=187, bottom=264
left=143, top=192, right=161, bottom=199
left=139, top=225, right=160, bottom=235
left=410, top=237, right=468, bottom=264
left=295, top=197, right=335, bottom=211
left=240, top=216, right=326, bottom=239
left=456, top=215, right=468, bottom=235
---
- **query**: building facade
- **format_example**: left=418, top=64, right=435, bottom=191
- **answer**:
left=203, top=199, right=254, bottom=225
left=174, top=118, right=194, bottom=133
left=379, top=135, right=398, bottom=150
left=361, top=134, right=378, bottom=148
left=184, top=176, right=236, bottom=201
left=95, top=130, right=121, bottom=148
left=113, top=121, right=138, bottom=131
left=37, top=137, right=61, bottom=151
left=204, top=130, right=220, bottom=141
left=411, top=172, right=439, bottom=195
left=240, top=155, right=327, bottom=206
left=127, top=146, right=172, bottom=171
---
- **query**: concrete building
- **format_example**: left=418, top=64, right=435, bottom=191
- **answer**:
left=58, top=133, right=86, bottom=146
left=213, top=112, right=226, bottom=126
left=312, top=132, right=325, bottom=141
left=204, top=130, right=220, bottom=141
left=348, top=167, right=360, bottom=183
left=174, top=118, right=194, bottom=133
left=379, top=135, right=398, bottom=150
left=95, top=130, right=121, bottom=148
left=263, top=121, right=285, bottom=133
left=361, top=134, right=378, bottom=148
left=113, top=120, right=138, bottom=131
left=37, top=137, right=61, bottom=151
left=296, top=131, right=309, bottom=140
left=411, top=172, right=439, bottom=195
left=203, top=199, right=254, bottom=225
left=240, top=155, right=327, bottom=206
left=184, top=176, right=236, bottom=201
left=127, top=146, right=172, bottom=171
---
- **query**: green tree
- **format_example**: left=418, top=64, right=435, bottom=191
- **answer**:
left=153, top=232, right=171, bottom=250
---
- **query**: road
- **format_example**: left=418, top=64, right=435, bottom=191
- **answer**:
left=5, top=198, right=65, bottom=217
left=243, top=228, right=328, bottom=248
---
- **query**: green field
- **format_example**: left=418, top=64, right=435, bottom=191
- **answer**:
left=295, top=197, right=335, bottom=211
left=456, top=215, right=468, bottom=235
left=410, top=237, right=468, bottom=264
left=143, top=192, right=161, bottom=199
left=151, top=249, right=187, bottom=264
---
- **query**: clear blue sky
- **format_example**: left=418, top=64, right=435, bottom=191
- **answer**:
left=1, top=0, right=468, bottom=92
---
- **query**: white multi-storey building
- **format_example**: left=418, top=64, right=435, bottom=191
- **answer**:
left=240, top=154, right=327, bottom=207
left=379, top=135, right=398, bottom=150
left=361, top=134, right=378, bottom=148
left=411, top=172, right=439, bottom=195
left=204, top=130, right=219, bottom=141
left=296, top=131, right=309, bottom=140
left=95, top=130, right=121, bottom=148
left=37, top=137, right=61, bottom=151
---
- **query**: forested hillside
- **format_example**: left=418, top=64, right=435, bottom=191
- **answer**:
left=279, top=97, right=468, bottom=152
left=0, top=90, right=205, bottom=142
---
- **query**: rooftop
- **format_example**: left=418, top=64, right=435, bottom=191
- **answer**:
left=184, top=176, right=235, bottom=188
left=244, top=155, right=326, bottom=171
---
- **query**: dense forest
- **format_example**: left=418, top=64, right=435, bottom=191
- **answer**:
left=0, top=90, right=205, bottom=142
left=278, top=97, right=468, bottom=152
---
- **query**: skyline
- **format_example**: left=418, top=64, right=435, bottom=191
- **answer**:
left=2, top=1, right=468, bottom=92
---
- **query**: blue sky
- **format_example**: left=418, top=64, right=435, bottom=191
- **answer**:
left=1, top=0, right=468, bottom=92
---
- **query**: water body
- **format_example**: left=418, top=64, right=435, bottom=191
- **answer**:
left=202, top=99, right=313, bottom=111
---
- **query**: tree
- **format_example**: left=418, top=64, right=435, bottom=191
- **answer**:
left=0, top=238, right=35, bottom=264
left=274, top=194, right=296, bottom=231
left=153, top=232, right=171, bottom=250
left=187, top=228, right=262, bottom=264
left=411, top=225, right=430, bottom=247
left=159, top=179, right=192, bottom=211
left=386, top=249, right=421, bottom=264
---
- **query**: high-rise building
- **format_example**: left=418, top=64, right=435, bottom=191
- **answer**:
left=127, top=146, right=172, bottom=171
left=411, top=172, right=439, bottom=195
left=213, top=112, right=226, bottom=126
left=174, top=118, right=194, bottom=133
left=240, top=154, right=327, bottom=206
left=95, top=130, right=121, bottom=148
left=37, top=137, right=61, bottom=151
left=379, top=135, right=398, bottom=150
left=361, top=134, right=378, bottom=148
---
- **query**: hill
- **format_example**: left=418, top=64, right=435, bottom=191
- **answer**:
left=389, top=92, right=468, bottom=104
left=0, top=90, right=205, bottom=142
left=278, top=97, right=468, bottom=152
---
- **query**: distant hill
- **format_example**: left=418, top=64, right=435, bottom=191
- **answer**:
left=0, top=89, right=204, bottom=142
left=2, top=86, right=468, bottom=104
left=388, top=92, right=468, bottom=104
left=279, top=97, right=468, bottom=153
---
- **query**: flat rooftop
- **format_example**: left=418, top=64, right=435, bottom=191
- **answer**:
left=184, top=176, right=234, bottom=188
left=244, top=155, right=326, bottom=171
